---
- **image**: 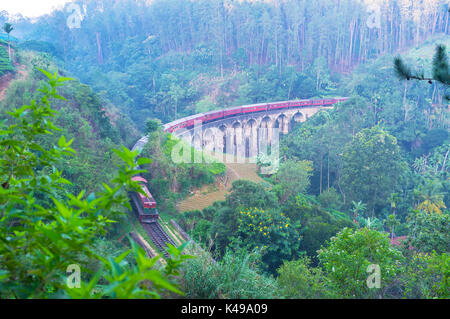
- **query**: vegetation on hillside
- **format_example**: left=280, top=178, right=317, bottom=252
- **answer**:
left=0, top=70, right=190, bottom=298
left=0, top=0, right=448, bottom=299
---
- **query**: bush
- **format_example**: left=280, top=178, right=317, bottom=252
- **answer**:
left=402, top=252, right=449, bottom=299
left=277, top=256, right=332, bottom=299
left=181, top=249, right=279, bottom=299
left=318, top=227, right=404, bottom=298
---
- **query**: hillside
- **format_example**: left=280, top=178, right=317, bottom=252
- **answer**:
left=0, top=50, right=139, bottom=194
left=0, top=0, right=448, bottom=301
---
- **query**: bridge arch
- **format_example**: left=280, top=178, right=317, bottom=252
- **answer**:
left=274, top=113, right=289, bottom=134
left=203, top=128, right=215, bottom=153
left=259, top=116, right=272, bottom=149
left=218, top=124, right=228, bottom=154
left=243, top=118, right=258, bottom=158
left=289, top=111, right=305, bottom=130
left=231, top=121, right=243, bottom=157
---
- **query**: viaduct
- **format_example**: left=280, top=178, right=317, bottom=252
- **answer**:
left=132, top=99, right=345, bottom=162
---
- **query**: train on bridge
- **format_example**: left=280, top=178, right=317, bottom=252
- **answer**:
left=163, top=97, right=348, bottom=133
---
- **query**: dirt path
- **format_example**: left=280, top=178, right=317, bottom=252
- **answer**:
left=0, top=72, right=14, bottom=101
left=0, top=50, right=28, bottom=101
left=176, top=159, right=264, bottom=213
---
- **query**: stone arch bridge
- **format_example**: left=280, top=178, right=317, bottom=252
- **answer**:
left=132, top=100, right=345, bottom=163
left=170, top=106, right=331, bottom=160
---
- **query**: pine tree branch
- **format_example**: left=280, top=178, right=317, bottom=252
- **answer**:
left=394, top=57, right=433, bottom=82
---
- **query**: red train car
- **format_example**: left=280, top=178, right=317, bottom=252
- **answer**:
left=131, top=176, right=158, bottom=223
left=203, top=110, right=224, bottom=122
left=223, top=106, right=243, bottom=117
left=268, top=101, right=290, bottom=110
left=243, top=103, right=268, bottom=113
left=163, top=98, right=348, bottom=133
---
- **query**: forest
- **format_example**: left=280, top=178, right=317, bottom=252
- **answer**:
left=0, top=0, right=448, bottom=300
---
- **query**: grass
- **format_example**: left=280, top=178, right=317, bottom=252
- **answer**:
left=176, top=160, right=264, bottom=213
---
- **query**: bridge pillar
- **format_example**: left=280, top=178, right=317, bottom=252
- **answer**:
left=232, top=122, right=245, bottom=159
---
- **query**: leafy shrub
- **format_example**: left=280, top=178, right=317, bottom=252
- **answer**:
left=277, top=256, right=332, bottom=299
left=0, top=70, right=188, bottom=298
left=181, top=249, right=279, bottom=299
left=318, top=227, right=404, bottom=298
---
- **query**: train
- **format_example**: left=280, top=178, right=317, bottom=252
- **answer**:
left=129, top=176, right=159, bottom=224
left=163, top=97, right=348, bottom=133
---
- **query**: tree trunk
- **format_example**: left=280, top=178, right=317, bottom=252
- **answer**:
left=319, top=153, right=323, bottom=194
left=96, top=32, right=104, bottom=64
left=327, top=153, right=330, bottom=190
left=7, top=35, right=11, bottom=61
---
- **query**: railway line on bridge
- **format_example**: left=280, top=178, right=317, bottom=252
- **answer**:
left=128, top=97, right=347, bottom=258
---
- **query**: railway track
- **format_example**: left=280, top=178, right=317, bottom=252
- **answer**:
left=142, top=222, right=177, bottom=258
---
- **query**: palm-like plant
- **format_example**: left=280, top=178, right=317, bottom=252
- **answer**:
left=2, top=23, right=14, bottom=61
left=417, top=195, right=446, bottom=214
left=388, top=193, right=400, bottom=216
left=415, top=180, right=447, bottom=214
left=351, top=200, right=367, bottom=223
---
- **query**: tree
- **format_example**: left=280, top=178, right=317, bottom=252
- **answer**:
left=351, top=200, right=367, bottom=223
left=402, top=251, right=449, bottom=299
left=277, top=256, right=331, bottom=299
left=273, top=159, right=313, bottom=203
left=225, top=180, right=278, bottom=211
left=2, top=22, right=13, bottom=61
left=394, top=44, right=449, bottom=100
left=317, top=187, right=343, bottom=211
left=340, top=126, right=408, bottom=216
left=407, top=211, right=449, bottom=254
left=384, top=214, right=400, bottom=240
left=145, top=118, right=161, bottom=134
left=231, top=208, right=302, bottom=273
left=415, top=179, right=447, bottom=214
left=0, top=69, right=188, bottom=298
left=318, top=228, right=404, bottom=298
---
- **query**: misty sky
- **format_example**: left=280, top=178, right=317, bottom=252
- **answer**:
left=1, top=0, right=71, bottom=18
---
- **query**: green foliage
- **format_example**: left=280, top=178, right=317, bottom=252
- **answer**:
left=273, top=159, right=313, bottom=203
left=66, top=241, right=191, bottom=299
left=282, top=196, right=354, bottom=261
left=0, top=45, right=13, bottom=76
left=394, top=44, right=449, bottom=99
left=20, top=40, right=61, bottom=58
left=2, top=23, right=13, bottom=35
left=402, top=251, right=449, bottom=299
left=0, top=52, right=138, bottom=195
left=1, top=0, right=448, bottom=299
left=192, top=219, right=212, bottom=243
left=318, top=187, right=343, bottom=211
left=181, top=249, right=279, bottom=299
left=145, top=118, right=161, bottom=134
left=226, top=180, right=277, bottom=211
left=231, top=208, right=302, bottom=273
left=140, top=131, right=225, bottom=214
left=341, top=126, right=409, bottom=216
left=0, top=70, right=186, bottom=298
left=407, top=211, right=450, bottom=254
left=384, top=214, right=401, bottom=239
left=277, top=256, right=332, bottom=299
left=318, top=227, right=404, bottom=298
